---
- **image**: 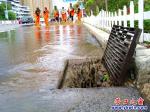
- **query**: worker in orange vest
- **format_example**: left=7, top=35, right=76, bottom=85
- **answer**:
left=77, top=8, right=82, bottom=21
left=67, top=3, right=75, bottom=21
left=43, top=7, right=49, bottom=26
left=53, top=6, right=59, bottom=22
left=35, top=7, right=41, bottom=26
left=61, top=7, right=67, bottom=22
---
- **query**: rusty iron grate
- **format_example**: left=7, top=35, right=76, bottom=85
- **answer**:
left=102, top=25, right=142, bottom=85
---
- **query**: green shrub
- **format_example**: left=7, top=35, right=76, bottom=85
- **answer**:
left=0, top=2, right=6, bottom=20
left=0, top=2, right=12, bottom=20
left=8, top=11, right=16, bottom=20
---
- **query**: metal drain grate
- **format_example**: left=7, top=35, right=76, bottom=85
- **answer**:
left=102, top=25, right=142, bottom=85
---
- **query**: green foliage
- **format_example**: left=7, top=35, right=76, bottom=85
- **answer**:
left=0, top=2, right=6, bottom=20
left=86, top=0, right=94, bottom=7
left=94, top=5, right=99, bottom=16
left=144, top=0, right=150, bottom=11
left=143, top=41, right=150, bottom=44
left=91, top=5, right=100, bottom=16
left=54, top=6, right=57, bottom=10
left=144, top=20, right=150, bottom=32
left=8, top=11, right=16, bottom=20
left=0, top=2, right=12, bottom=20
left=84, top=0, right=99, bottom=16
left=85, top=7, right=91, bottom=16
left=73, top=2, right=80, bottom=10
left=102, top=73, right=109, bottom=82
left=108, top=0, right=130, bottom=12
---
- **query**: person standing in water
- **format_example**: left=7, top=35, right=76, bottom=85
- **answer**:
left=35, top=7, right=41, bottom=26
left=43, top=7, right=49, bottom=26
left=53, top=6, right=59, bottom=23
left=61, top=7, right=67, bottom=22
left=77, top=8, right=82, bottom=21
left=67, top=3, right=75, bottom=21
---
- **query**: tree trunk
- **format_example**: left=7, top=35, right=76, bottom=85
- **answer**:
left=105, top=0, right=108, bottom=11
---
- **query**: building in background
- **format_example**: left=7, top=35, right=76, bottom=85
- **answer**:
left=21, top=0, right=52, bottom=17
left=8, top=0, right=30, bottom=18
left=0, top=0, right=31, bottom=19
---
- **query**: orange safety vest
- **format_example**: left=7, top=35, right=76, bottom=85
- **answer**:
left=70, top=9, right=74, bottom=16
left=77, top=10, right=82, bottom=21
left=61, top=10, right=67, bottom=21
left=35, top=13, right=40, bottom=26
left=44, top=10, right=49, bottom=19
left=68, top=8, right=74, bottom=16
left=43, top=10, right=49, bottom=26
left=54, top=10, right=59, bottom=18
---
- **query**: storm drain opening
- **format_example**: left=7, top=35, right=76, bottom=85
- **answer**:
left=57, top=25, right=142, bottom=89
left=58, top=58, right=113, bottom=88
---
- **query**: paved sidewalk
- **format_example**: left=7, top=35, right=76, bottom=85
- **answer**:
left=1, top=87, right=149, bottom=112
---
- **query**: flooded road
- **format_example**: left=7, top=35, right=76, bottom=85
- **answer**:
left=0, top=25, right=102, bottom=90
left=0, top=25, right=103, bottom=112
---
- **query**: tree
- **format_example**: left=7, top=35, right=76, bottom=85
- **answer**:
left=8, top=11, right=16, bottom=20
left=0, top=2, right=12, bottom=20
left=84, top=0, right=105, bottom=16
left=105, top=0, right=108, bottom=11
left=0, top=2, right=6, bottom=20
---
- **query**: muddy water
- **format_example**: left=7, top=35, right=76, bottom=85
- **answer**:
left=0, top=25, right=103, bottom=93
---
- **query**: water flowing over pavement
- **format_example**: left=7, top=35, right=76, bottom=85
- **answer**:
left=0, top=25, right=102, bottom=90
left=0, top=24, right=101, bottom=111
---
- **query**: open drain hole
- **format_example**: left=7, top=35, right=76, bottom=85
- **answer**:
left=57, top=58, right=114, bottom=89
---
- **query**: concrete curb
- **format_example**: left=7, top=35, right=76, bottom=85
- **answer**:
left=83, top=23, right=109, bottom=50
left=83, top=22, right=146, bottom=50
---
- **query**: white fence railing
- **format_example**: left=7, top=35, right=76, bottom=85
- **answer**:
left=83, top=0, right=150, bottom=42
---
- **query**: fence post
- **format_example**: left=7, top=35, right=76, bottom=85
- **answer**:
left=106, top=11, right=108, bottom=28
left=99, top=11, right=101, bottom=28
left=130, top=1, right=134, bottom=27
left=91, top=10, right=93, bottom=26
left=123, top=6, right=127, bottom=27
left=100, top=11, right=102, bottom=28
left=103, top=11, right=106, bottom=28
left=104, top=11, right=106, bottom=28
left=115, top=11, right=117, bottom=25
left=102, top=10, right=104, bottom=28
left=91, top=10, right=93, bottom=16
left=109, top=12, right=111, bottom=28
left=118, top=9, right=122, bottom=26
left=111, top=12, right=114, bottom=27
left=138, top=0, right=144, bottom=42
left=97, top=13, right=100, bottom=28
